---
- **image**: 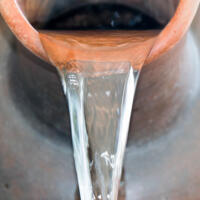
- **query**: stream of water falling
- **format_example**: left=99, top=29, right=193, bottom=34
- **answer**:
left=59, top=61, right=140, bottom=200
left=39, top=28, right=158, bottom=200
left=26, top=2, right=164, bottom=198
left=39, top=29, right=157, bottom=199
left=38, top=5, right=161, bottom=198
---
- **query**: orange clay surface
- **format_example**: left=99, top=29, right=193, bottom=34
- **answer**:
left=39, top=30, right=159, bottom=71
left=1, top=0, right=199, bottom=65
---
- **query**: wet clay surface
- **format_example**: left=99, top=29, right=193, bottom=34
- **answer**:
left=39, top=30, right=159, bottom=70
left=38, top=3, right=162, bottom=70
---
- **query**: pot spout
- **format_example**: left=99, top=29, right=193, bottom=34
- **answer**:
left=0, top=0, right=199, bottom=64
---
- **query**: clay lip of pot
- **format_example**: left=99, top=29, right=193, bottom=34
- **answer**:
left=0, top=0, right=199, bottom=65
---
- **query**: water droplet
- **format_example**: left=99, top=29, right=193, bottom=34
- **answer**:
left=105, top=91, right=111, bottom=97
left=107, top=193, right=111, bottom=199
left=101, top=151, right=115, bottom=168
left=92, top=194, right=96, bottom=200
left=110, top=20, right=115, bottom=27
left=67, top=74, right=79, bottom=86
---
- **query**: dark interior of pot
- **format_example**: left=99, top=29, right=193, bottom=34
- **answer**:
left=17, top=0, right=180, bottom=29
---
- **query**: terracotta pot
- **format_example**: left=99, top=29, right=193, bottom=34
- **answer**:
left=0, top=0, right=199, bottom=142
left=0, top=0, right=199, bottom=63
left=0, top=0, right=200, bottom=199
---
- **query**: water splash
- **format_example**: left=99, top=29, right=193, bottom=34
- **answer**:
left=60, top=61, right=140, bottom=200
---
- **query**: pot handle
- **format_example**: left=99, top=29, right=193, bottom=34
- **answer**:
left=148, top=0, right=200, bottom=64
left=0, top=0, right=48, bottom=61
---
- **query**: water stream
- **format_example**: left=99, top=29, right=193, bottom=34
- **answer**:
left=39, top=29, right=157, bottom=199
left=38, top=4, right=161, bottom=199
left=59, top=61, right=140, bottom=200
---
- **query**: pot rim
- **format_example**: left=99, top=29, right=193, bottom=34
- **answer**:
left=0, top=0, right=199, bottom=64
